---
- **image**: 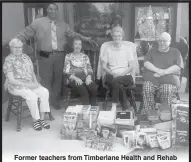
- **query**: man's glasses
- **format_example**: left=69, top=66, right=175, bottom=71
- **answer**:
left=158, top=40, right=169, bottom=43
left=12, top=46, right=23, bottom=49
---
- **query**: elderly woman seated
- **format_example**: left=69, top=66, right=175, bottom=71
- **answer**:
left=100, top=26, right=139, bottom=111
left=63, top=36, right=97, bottom=106
left=3, top=39, right=51, bottom=131
left=143, top=32, right=184, bottom=113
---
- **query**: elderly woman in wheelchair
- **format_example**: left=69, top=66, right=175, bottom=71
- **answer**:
left=97, top=26, right=139, bottom=111
left=3, top=39, right=51, bottom=131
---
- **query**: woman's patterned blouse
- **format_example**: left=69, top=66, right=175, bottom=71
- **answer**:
left=63, top=53, right=93, bottom=79
left=3, top=53, right=35, bottom=91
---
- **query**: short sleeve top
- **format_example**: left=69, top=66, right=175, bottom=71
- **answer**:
left=3, top=53, right=35, bottom=91
left=143, top=47, right=184, bottom=86
left=101, top=42, right=136, bottom=75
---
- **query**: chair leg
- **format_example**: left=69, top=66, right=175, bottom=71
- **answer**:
left=103, top=90, right=110, bottom=110
left=5, top=97, right=13, bottom=121
left=48, top=111, right=55, bottom=121
left=138, top=101, right=144, bottom=115
left=176, top=92, right=180, bottom=100
left=17, top=100, right=22, bottom=132
left=65, top=89, right=71, bottom=109
left=129, top=90, right=137, bottom=114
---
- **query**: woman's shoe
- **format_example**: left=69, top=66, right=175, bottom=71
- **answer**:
left=33, top=120, right=42, bottom=131
left=40, top=120, right=50, bottom=129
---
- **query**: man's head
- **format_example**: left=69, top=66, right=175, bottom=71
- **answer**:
left=47, top=3, right=59, bottom=20
left=158, top=32, right=171, bottom=51
left=111, top=26, right=124, bottom=44
left=9, top=38, right=23, bottom=55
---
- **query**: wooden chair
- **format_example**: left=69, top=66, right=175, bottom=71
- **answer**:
left=63, top=75, right=81, bottom=110
left=5, top=93, right=54, bottom=132
left=64, top=85, right=76, bottom=109
left=97, top=41, right=139, bottom=114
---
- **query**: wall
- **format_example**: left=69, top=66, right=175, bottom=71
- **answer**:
left=122, top=3, right=189, bottom=43
left=2, top=3, right=25, bottom=104
left=121, top=3, right=133, bottom=41
left=2, top=3, right=25, bottom=44
left=180, top=3, right=189, bottom=40
left=60, top=3, right=74, bottom=30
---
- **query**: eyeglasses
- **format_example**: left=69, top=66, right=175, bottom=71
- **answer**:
left=12, top=46, right=23, bottom=49
left=158, top=40, right=170, bottom=43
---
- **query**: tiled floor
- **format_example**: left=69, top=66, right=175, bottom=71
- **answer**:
left=2, top=92, right=189, bottom=162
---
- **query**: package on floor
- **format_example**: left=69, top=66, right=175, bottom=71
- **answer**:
left=157, top=130, right=171, bottom=149
left=115, top=110, right=135, bottom=126
left=158, top=103, right=172, bottom=121
left=171, top=103, right=189, bottom=146
left=97, top=111, right=115, bottom=125
left=84, top=125, right=116, bottom=151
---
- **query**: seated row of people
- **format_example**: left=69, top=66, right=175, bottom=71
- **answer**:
left=3, top=26, right=183, bottom=131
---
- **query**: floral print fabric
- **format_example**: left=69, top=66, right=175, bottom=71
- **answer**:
left=3, top=53, right=35, bottom=91
left=63, top=53, right=93, bottom=80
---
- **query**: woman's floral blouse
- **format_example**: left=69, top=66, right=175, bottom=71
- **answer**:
left=3, top=53, right=35, bottom=91
left=63, top=53, right=93, bottom=80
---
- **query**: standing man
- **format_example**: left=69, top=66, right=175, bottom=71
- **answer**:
left=15, top=3, right=95, bottom=110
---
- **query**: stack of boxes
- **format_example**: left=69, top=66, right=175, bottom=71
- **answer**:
left=60, top=101, right=189, bottom=151
left=172, top=103, right=189, bottom=146
left=60, top=111, right=78, bottom=140
left=84, top=125, right=116, bottom=151
left=61, top=105, right=99, bottom=140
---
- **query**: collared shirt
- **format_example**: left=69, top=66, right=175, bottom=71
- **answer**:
left=16, top=17, right=80, bottom=52
left=101, top=42, right=135, bottom=75
left=3, top=53, right=36, bottom=91
left=143, top=47, right=184, bottom=86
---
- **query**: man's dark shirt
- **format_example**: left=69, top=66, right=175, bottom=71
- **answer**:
left=143, top=47, right=184, bottom=87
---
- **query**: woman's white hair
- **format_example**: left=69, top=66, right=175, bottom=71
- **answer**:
left=111, top=26, right=124, bottom=37
left=9, top=38, right=23, bottom=47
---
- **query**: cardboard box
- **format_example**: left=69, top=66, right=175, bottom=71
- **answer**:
left=172, top=103, right=189, bottom=125
left=171, top=103, right=189, bottom=146
left=121, top=131, right=136, bottom=149
left=115, top=110, right=135, bottom=126
left=146, top=132, right=160, bottom=148
left=97, top=111, right=115, bottom=125
left=157, top=130, right=171, bottom=149
left=61, top=105, right=99, bottom=140
left=172, top=130, right=189, bottom=146
left=61, top=129, right=77, bottom=140
left=84, top=126, right=116, bottom=151
left=115, top=124, right=135, bottom=138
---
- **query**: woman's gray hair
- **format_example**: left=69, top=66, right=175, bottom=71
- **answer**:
left=9, top=38, right=23, bottom=47
left=111, top=26, right=124, bottom=37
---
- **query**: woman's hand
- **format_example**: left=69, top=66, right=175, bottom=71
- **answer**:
left=85, top=75, right=93, bottom=85
left=74, top=77, right=83, bottom=85
left=69, top=75, right=83, bottom=85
